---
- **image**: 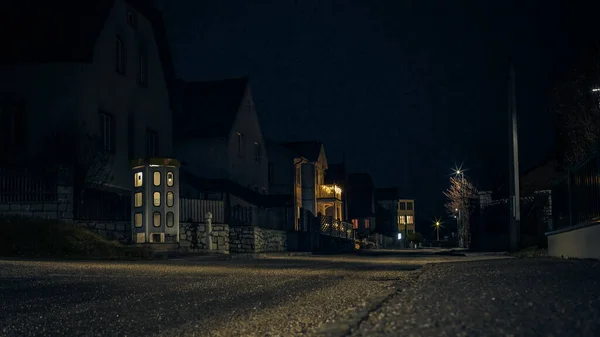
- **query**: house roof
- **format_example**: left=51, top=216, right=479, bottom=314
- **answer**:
left=325, top=163, right=346, bottom=184
left=175, top=77, right=249, bottom=138
left=0, top=0, right=175, bottom=108
left=282, top=141, right=323, bottom=162
left=375, top=187, right=400, bottom=201
left=348, top=173, right=374, bottom=187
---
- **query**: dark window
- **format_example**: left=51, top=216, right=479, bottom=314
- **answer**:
left=116, top=37, right=125, bottom=74
left=0, top=103, right=26, bottom=148
left=126, top=10, right=137, bottom=28
left=138, top=47, right=148, bottom=87
left=254, top=142, right=261, bottom=163
left=237, top=132, right=244, bottom=156
left=147, top=129, right=158, bottom=157
left=99, top=111, right=116, bottom=153
left=268, top=162, right=274, bottom=183
left=295, top=166, right=301, bottom=186
left=166, top=212, right=174, bottom=227
left=127, top=112, right=134, bottom=159
left=399, top=202, right=406, bottom=210
left=407, top=202, right=413, bottom=210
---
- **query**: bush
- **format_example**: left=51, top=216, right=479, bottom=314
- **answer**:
left=0, top=215, right=152, bottom=259
left=407, top=232, right=424, bottom=243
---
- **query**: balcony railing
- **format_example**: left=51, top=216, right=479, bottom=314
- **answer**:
left=320, top=216, right=355, bottom=240
left=317, top=184, right=342, bottom=200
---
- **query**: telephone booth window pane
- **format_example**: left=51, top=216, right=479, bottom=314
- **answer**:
left=134, top=213, right=143, bottom=228
left=153, top=192, right=161, bottom=206
left=153, top=212, right=161, bottom=227
left=153, top=171, right=161, bottom=186
left=134, top=172, right=143, bottom=187
left=167, top=192, right=174, bottom=207
left=134, top=192, right=143, bottom=207
left=166, top=212, right=174, bottom=227
left=167, top=172, right=174, bottom=186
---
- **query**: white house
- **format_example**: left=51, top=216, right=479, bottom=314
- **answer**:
left=0, top=0, right=174, bottom=193
left=174, top=77, right=269, bottom=225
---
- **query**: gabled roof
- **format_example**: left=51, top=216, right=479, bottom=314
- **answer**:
left=325, top=163, right=346, bottom=184
left=282, top=141, right=323, bottom=162
left=175, top=77, right=249, bottom=138
left=348, top=173, right=374, bottom=187
left=0, top=0, right=175, bottom=109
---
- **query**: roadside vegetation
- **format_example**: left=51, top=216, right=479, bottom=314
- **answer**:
left=0, top=215, right=152, bottom=259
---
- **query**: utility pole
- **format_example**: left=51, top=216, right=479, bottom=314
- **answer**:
left=508, top=59, right=521, bottom=252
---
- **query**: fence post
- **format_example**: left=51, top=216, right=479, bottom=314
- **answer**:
left=205, top=211, right=213, bottom=251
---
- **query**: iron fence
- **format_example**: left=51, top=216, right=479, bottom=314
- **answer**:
left=74, top=188, right=130, bottom=221
left=551, top=152, right=600, bottom=231
left=0, top=168, right=57, bottom=203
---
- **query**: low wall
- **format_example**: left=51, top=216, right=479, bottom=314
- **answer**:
left=229, top=226, right=287, bottom=253
left=547, top=223, right=600, bottom=260
left=0, top=202, right=73, bottom=221
left=76, top=221, right=131, bottom=244
left=179, top=222, right=230, bottom=253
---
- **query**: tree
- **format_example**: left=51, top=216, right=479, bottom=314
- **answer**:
left=443, top=176, right=477, bottom=248
left=554, top=45, right=600, bottom=168
left=34, top=121, right=114, bottom=191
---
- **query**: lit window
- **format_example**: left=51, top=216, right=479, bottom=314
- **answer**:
left=153, top=192, right=161, bottom=206
left=134, top=213, right=143, bottom=228
left=153, top=171, right=161, bottom=186
left=166, top=212, right=174, bottom=227
left=134, top=172, right=143, bottom=187
left=153, top=212, right=161, bottom=227
left=167, top=172, right=174, bottom=186
left=351, top=219, right=358, bottom=229
left=167, top=192, right=174, bottom=207
left=407, top=216, right=414, bottom=224
left=399, top=216, right=406, bottom=224
left=365, top=219, right=370, bottom=229
left=134, top=192, right=143, bottom=207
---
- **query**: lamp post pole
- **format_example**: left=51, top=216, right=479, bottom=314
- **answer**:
left=508, top=59, right=521, bottom=252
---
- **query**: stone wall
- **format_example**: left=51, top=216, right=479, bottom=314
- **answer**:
left=179, top=222, right=230, bottom=253
left=229, top=226, right=287, bottom=253
left=76, top=221, right=131, bottom=244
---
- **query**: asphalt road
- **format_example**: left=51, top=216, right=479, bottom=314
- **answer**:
left=351, top=257, right=600, bottom=337
left=0, top=250, right=500, bottom=337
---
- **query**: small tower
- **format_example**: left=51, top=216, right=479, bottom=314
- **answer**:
left=131, top=158, right=180, bottom=244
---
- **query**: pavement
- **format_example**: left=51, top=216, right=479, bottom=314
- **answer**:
left=0, top=250, right=597, bottom=337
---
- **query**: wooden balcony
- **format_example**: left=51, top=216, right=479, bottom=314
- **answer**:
left=317, top=184, right=342, bottom=201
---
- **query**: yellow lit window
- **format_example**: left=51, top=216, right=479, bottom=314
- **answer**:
left=166, top=212, right=174, bottom=227
left=407, top=216, right=414, bottom=224
left=134, top=192, right=143, bottom=207
left=153, top=212, right=161, bottom=227
left=134, top=172, right=143, bottom=187
left=399, top=216, right=406, bottom=224
left=153, top=171, right=161, bottom=186
left=167, top=172, right=174, bottom=186
left=153, top=192, right=161, bottom=206
left=167, top=192, right=174, bottom=207
left=351, top=219, right=358, bottom=229
left=134, top=213, right=143, bottom=228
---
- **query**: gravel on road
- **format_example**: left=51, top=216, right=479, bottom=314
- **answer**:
left=0, top=252, right=472, bottom=337
left=351, top=257, right=600, bottom=337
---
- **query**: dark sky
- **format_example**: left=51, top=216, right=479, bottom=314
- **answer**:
left=156, top=0, right=599, bottom=223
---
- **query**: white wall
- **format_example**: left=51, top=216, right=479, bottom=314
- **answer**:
left=547, top=224, right=600, bottom=260
left=84, top=0, right=173, bottom=190
left=227, top=88, right=268, bottom=193
left=175, top=138, right=229, bottom=179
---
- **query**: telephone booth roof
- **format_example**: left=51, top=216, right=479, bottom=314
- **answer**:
left=131, top=158, right=181, bottom=169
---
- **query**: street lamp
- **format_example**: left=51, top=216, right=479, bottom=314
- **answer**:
left=435, top=221, right=441, bottom=241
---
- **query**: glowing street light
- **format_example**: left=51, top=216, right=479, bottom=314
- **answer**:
left=433, top=218, right=443, bottom=242
left=592, top=88, right=600, bottom=92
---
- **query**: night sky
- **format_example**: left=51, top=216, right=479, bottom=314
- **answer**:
left=156, top=0, right=600, bottom=225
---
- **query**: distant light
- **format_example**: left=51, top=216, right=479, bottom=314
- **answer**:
left=436, top=221, right=440, bottom=226
left=455, top=208, right=458, bottom=211
left=456, top=170, right=461, bottom=174
left=397, top=233, right=402, bottom=240
left=593, top=88, right=600, bottom=92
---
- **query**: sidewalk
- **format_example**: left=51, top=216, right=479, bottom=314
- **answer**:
left=350, top=257, right=600, bottom=337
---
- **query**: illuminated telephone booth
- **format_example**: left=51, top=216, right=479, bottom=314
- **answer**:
left=131, top=158, right=180, bottom=244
